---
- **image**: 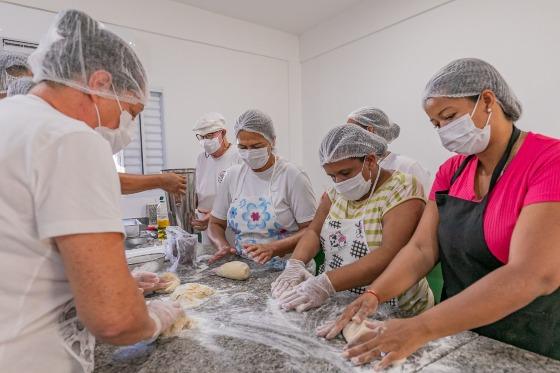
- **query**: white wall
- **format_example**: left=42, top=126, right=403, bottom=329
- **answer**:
left=300, top=0, right=560, bottom=194
left=1, top=0, right=301, bottom=218
left=4, top=0, right=560, bottom=212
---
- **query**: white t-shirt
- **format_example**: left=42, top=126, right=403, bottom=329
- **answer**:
left=212, top=158, right=317, bottom=232
left=195, top=145, right=242, bottom=211
left=0, top=95, right=124, bottom=373
left=379, top=152, right=432, bottom=194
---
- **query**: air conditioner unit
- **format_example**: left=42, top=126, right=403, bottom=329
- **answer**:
left=1, top=38, right=38, bottom=54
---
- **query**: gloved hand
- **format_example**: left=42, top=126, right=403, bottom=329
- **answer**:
left=132, top=271, right=160, bottom=292
left=278, top=273, right=336, bottom=312
left=146, top=299, right=185, bottom=342
left=270, top=259, right=312, bottom=298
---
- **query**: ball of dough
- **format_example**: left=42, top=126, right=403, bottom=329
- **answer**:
left=215, top=261, right=250, bottom=280
left=156, top=272, right=181, bottom=294
left=162, top=314, right=195, bottom=337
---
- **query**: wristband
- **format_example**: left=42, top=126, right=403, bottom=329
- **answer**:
left=365, top=289, right=381, bottom=303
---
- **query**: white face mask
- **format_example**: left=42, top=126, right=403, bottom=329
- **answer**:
left=238, top=147, right=270, bottom=170
left=335, top=159, right=379, bottom=201
left=200, top=135, right=222, bottom=155
left=437, top=95, right=492, bottom=155
left=94, top=90, right=136, bottom=154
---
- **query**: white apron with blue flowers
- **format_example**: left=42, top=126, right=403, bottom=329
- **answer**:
left=227, top=160, right=295, bottom=270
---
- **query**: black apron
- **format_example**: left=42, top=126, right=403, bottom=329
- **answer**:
left=436, top=126, right=560, bottom=360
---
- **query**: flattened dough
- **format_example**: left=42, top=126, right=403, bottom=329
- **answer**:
left=156, top=272, right=181, bottom=294
left=170, top=283, right=215, bottom=308
left=162, top=314, right=195, bottom=337
left=216, top=261, right=250, bottom=280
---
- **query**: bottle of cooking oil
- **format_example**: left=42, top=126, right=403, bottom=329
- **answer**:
left=157, top=196, right=170, bottom=239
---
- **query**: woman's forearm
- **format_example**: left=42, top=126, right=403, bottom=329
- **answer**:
left=417, top=263, right=552, bottom=341
left=207, top=221, right=229, bottom=249
left=369, top=242, right=436, bottom=303
left=290, top=229, right=321, bottom=264
left=271, top=228, right=308, bottom=257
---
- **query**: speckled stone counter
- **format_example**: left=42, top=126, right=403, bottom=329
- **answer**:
left=94, top=252, right=560, bottom=373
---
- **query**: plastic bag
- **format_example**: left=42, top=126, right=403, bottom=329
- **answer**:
left=165, top=226, right=198, bottom=271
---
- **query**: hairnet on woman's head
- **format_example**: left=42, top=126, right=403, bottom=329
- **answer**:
left=7, top=77, right=35, bottom=96
left=28, top=9, right=148, bottom=105
left=234, top=109, right=276, bottom=144
left=423, top=58, right=522, bottom=121
left=348, top=106, right=401, bottom=143
left=319, top=124, right=387, bottom=166
left=0, top=51, right=30, bottom=93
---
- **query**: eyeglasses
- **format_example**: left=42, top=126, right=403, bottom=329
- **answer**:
left=196, top=131, right=222, bottom=141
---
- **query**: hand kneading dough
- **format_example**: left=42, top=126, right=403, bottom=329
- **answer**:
left=162, top=314, right=195, bottom=337
left=343, top=320, right=406, bottom=366
left=216, top=261, right=250, bottom=280
left=170, top=283, right=215, bottom=308
left=156, top=272, right=181, bottom=294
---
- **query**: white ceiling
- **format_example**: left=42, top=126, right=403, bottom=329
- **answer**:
left=170, top=0, right=363, bottom=35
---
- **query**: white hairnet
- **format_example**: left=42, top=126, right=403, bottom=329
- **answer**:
left=7, top=77, right=35, bottom=96
left=0, top=50, right=30, bottom=93
left=28, top=9, right=148, bottom=105
left=193, top=112, right=227, bottom=136
left=423, top=58, right=522, bottom=121
left=348, top=107, right=400, bottom=143
left=234, top=109, right=275, bottom=144
left=319, top=124, right=387, bottom=166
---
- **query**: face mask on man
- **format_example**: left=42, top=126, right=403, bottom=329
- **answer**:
left=238, top=147, right=270, bottom=170
left=437, top=94, right=492, bottom=155
left=94, top=86, right=136, bottom=154
left=334, top=158, right=380, bottom=201
left=200, top=134, right=223, bottom=155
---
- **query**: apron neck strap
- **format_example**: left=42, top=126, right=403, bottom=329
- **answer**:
left=450, top=155, right=475, bottom=186
left=488, top=126, right=520, bottom=192
left=360, top=164, right=382, bottom=213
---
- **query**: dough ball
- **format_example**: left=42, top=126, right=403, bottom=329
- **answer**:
left=170, top=283, right=215, bottom=308
left=216, top=261, right=250, bottom=280
left=156, top=272, right=180, bottom=294
left=162, top=314, right=195, bottom=337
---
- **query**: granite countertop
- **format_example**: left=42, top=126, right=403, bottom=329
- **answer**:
left=95, top=249, right=560, bottom=373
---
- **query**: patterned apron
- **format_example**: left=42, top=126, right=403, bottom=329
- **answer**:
left=59, top=300, right=96, bottom=373
left=317, top=168, right=395, bottom=299
left=227, top=159, right=296, bottom=270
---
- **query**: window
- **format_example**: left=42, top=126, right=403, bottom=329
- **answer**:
left=114, top=90, right=166, bottom=174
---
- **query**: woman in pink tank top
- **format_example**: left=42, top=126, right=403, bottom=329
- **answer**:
left=318, top=58, right=560, bottom=367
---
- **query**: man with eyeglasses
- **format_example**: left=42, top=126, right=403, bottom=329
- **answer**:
left=192, top=112, right=241, bottom=245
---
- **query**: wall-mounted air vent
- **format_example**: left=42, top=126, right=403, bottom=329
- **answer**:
left=1, top=38, right=38, bottom=54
